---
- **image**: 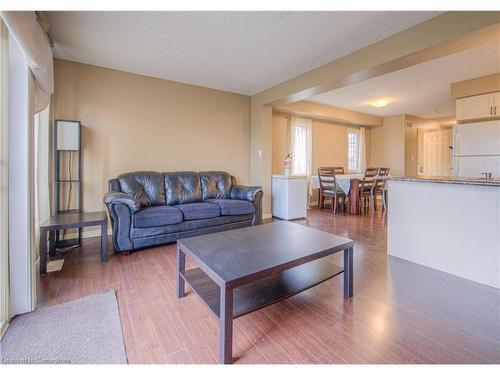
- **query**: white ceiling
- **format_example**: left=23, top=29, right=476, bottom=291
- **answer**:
left=47, top=11, right=441, bottom=95
left=309, top=42, right=500, bottom=119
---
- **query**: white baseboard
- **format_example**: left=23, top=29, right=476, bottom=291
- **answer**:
left=309, top=198, right=337, bottom=207
left=82, top=228, right=111, bottom=239
left=62, top=226, right=111, bottom=240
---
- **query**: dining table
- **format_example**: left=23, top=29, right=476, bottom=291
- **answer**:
left=311, top=174, right=364, bottom=215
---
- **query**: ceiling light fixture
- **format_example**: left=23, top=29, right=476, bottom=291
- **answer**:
left=370, top=99, right=389, bottom=108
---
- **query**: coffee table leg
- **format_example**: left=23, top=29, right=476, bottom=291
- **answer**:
left=176, top=245, right=185, bottom=299
left=344, top=247, right=353, bottom=298
left=220, top=285, right=233, bottom=364
left=101, top=222, right=108, bottom=262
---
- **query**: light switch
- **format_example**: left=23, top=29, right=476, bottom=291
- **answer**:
left=258, top=150, right=262, bottom=158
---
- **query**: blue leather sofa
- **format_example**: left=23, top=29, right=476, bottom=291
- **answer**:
left=103, top=171, right=263, bottom=252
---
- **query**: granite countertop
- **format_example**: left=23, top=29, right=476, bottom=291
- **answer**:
left=387, top=176, right=500, bottom=187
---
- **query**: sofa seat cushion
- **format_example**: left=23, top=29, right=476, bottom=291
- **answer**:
left=134, top=206, right=183, bottom=228
left=205, top=199, right=255, bottom=216
left=130, top=214, right=253, bottom=239
left=175, top=202, right=220, bottom=221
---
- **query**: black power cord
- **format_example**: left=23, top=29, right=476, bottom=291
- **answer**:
left=58, top=150, right=80, bottom=259
left=61, top=151, right=72, bottom=240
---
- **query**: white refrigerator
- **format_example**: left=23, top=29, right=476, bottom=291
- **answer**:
left=452, top=120, right=500, bottom=178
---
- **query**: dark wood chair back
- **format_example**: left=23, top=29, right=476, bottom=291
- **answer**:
left=317, top=167, right=347, bottom=212
left=317, top=167, right=337, bottom=191
left=333, top=166, right=345, bottom=175
left=374, top=167, right=390, bottom=191
left=318, top=167, right=335, bottom=176
left=360, top=167, right=379, bottom=193
left=378, top=167, right=390, bottom=176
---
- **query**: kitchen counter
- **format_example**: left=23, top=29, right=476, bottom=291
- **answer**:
left=387, top=178, right=500, bottom=289
left=387, top=175, right=500, bottom=187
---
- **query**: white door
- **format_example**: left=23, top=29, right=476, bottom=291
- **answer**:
left=442, top=130, right=452, bottom=176
left=456, top=93, right=495, bottom=121
left=423, top=129, right=452, bottom=177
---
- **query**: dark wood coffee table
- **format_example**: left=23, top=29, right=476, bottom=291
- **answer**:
left=176, top=220, right=354, bottom=364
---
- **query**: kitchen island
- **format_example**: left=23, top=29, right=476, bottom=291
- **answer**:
left=387, top=176, right=500, bottom=289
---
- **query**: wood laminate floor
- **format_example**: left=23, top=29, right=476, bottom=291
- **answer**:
left=38, top=208, right=500, bottom=364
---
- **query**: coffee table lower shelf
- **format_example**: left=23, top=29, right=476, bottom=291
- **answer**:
left=180, top=258, right=344, bottom=319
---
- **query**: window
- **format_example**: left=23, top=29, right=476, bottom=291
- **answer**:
left=290, top=117, right=312, bottom=176
left=291, top=124, right=307, bottom=175
left=348, top=129, right=360, bottom=173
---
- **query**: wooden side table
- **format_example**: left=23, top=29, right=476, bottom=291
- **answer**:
left=39, top=211, right=108, bottom=275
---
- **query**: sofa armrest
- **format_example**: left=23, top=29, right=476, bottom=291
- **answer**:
left=230, top=185, right=263, bottom=202
left=103, top=192, right=140, bottom=213
left=104, top=194, right=135, bottom=252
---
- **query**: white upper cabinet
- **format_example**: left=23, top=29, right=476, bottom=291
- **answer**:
left=494, top=92, right=500, bottom=115
left=456, top=92, right=499, bottom=121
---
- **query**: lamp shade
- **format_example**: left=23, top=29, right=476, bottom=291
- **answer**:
left=56, top=120, right=80, bottom=151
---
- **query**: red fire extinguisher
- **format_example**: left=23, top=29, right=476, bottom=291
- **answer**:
left=284, top=153, right=292, bottom=176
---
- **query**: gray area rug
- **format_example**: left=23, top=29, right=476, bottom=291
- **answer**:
left=0, top=290, right=127, bottom=364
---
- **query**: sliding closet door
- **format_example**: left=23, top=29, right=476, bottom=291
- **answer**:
left=0, top=19, right=9, bottom=337
left=8, top=32, right=36, bottom=316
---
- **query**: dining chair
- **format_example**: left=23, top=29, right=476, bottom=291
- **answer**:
left=317, top=167, right=347, bottom=214
left=333, top=166, right=345, bottom=175
left=358, top=167, right=379, bottom=214
left=373, top=167, right=390, bottom=211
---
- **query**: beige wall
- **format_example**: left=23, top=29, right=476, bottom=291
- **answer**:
left=271, top=114, right=288, bottom=174
left=312, top=120, right=372, bottom=174
left=311, top=120, right=349, bottom=174
left=53, top=59, right=251, bottom=213
left=272, top=114, right=372, bottom=175
left=370, top=115, right=406, bottom=176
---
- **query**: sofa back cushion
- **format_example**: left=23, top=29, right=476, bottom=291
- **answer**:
left=164, top=172, right=203, bottom=205
left=117, top=171, right=165, bottom=207
left=200, top=171, right=233, bottom=200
